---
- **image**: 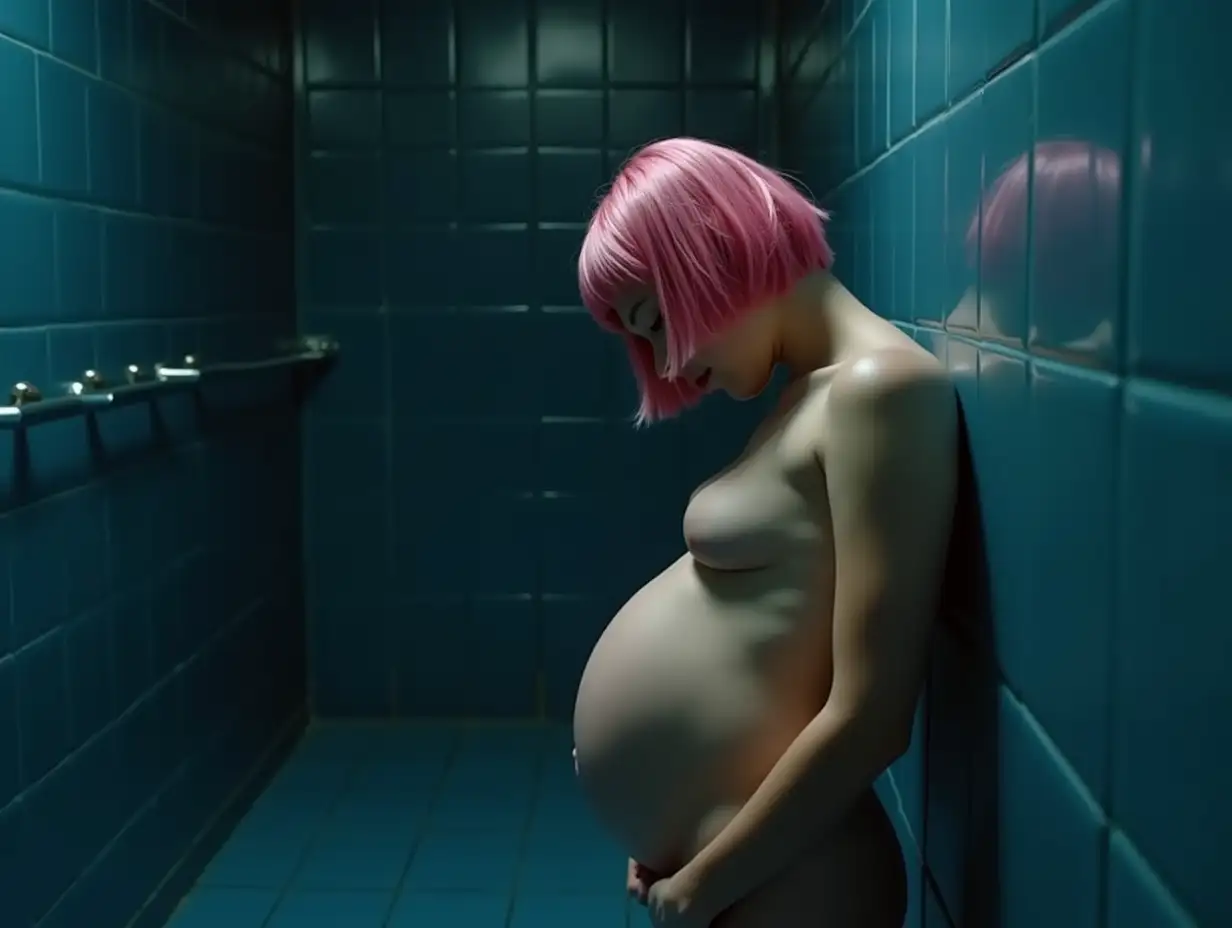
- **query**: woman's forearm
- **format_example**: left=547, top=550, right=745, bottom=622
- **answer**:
left=682, top=705, right=904, bottom=916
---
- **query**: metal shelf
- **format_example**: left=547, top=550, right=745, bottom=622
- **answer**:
left=0, top=335, right=338, bottom=430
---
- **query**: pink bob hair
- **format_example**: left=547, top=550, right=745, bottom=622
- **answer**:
left=578, top=138, right=834, bottom=424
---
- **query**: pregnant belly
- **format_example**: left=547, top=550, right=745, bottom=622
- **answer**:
left=572, top=564, right=805, bottom=870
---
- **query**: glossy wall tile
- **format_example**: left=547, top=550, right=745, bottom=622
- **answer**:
left=781, top=0, right=1228, bottom=925
left=297, top=0, right=784, bottom=721
left=0, top=2, right=303, bottom=927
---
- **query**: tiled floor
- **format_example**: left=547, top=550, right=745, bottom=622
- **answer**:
left=164, top=723, right=654, bottom=927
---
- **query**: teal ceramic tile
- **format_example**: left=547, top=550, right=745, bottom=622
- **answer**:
left=998, top=689, right=1103, bottom=928
left=457, top=229, right=535, bottom=306
left=538, top=0, right=603, bottom=86
left=307, top=89, right=381, bottom=149
left=944, top=92, right=983, bottom=330
left=1032, top=0, right=1130, bottom=370
left=0, top=658, right=17, bottom=806
left=536, top=89, right=603, bottom=146
left=87, top=82, right=138, bottom=205
left=53, top=204, right=103, bottom=321
left=267, top=891, right=391, bottom=928
left=293, top=816, right=416, bottom=890
left=388, top=891, right=511, bottom=927
left=386, top=90, right=456, bottom=147
left=307, top=153, right=385, bottom=224
left=49, top=0, right=97, bottom=70
left=304, top=0, right=377, bottom=83
left=1, top=800, right=42, bottom=926
left=870, top=0, right=889, bottom=157
left=0, top=190, right=56, bottom=326
left=457, top=0, right=530, bottom=87
left=924, top=630, right=975, bottom=910
left=889, top=145, right=916, bottom=323
left=608, top=88, right=685, bottom=149
left=306, top=229, right=383, bottom=306
left=537, top=150, right=606, bottom=221
left=949, top=0, right=1032, bottom=98
left=912, top=121, right=946, bottom=325
left=1041, top=0, right=1088, bottom=32
left=609, top=0, right=683, bottom=83
left=15, top=631, right=71, bottom=787
left=687, top=0, right=758, bottom=84
left=460, top=150, right=534, bottom=222
left=923, top=880, right=952, bottom=927
left=854, top=12, right=876, bottom=168
left=915, top=0, right=947, bottom=119
left=686, top=88, right=759, bottom=152
left=397, top=598, right=539, bottom=717
left=37, top=58, right=89, bottom=194
left=408, top=831, right=523, bottom=892
left=166, top=889, right=279, bottom=928
left=0, top=38, right=39, bottom=186
left=974, top=349, right=1032, bottom=642
left=382, top=0, right=451, bottom=84
left=869, top=155, right=895, bottom=313
left=386, top=151, right=457, bottom=222
left=1128, top=0, right=1232, bottom=392
left=511, top=894, right=627, bottom=928
left=458, top=89, right=531, bottom=146
left=986, top=0, right=1034, bottom=71
left=887, top=0, right=915, bottom=140
left=1114, top=382, right=1232, bottom=926
left=383, top=229, right=456, bottom=306
left=977, top=56, right=1034, bottom=346
left=308, top=605, right=394, bottom=717
left=1015, top=362, right=1118, bottom=799
left=1106, top=830, right=1197, bottom=928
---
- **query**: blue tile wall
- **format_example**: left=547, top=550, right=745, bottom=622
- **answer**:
left=781, top=0, right=1227, bottom=925
left=0, top=2, right=305, bottom=927
left=297, top=0, right=784, bottom=720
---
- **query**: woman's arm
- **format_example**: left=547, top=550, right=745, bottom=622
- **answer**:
left=677, top=352, right=959, bottom=919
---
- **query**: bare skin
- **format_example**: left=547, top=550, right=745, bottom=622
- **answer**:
left=573, top=270, right=957, bottom=926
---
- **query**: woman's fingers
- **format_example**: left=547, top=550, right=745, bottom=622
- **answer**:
left=627, top=859, right=658, bottom=905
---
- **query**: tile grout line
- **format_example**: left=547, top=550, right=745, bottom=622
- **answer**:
left=252, top=738, right=368, bottom=928
left=376, top=729, right=463, bottom=927
left=503, top=731, right=551, bottom=928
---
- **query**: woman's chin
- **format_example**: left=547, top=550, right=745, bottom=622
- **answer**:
left=728, top=368, right=774, bottom=401
left=728, top=386, right=763, bottom=402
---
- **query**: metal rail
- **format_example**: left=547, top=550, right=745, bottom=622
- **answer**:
left=0, top=335, right=338, bottom=429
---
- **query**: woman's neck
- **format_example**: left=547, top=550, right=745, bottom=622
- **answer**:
left=774, top=270, right=867, bottom=378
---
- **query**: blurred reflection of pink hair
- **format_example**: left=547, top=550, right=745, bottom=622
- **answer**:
left=971, top=139, right=1121, bottom=305
left=579, top=138, right=833, bottom=424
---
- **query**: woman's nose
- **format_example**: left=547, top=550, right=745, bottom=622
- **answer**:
left=651, top=336, right=669, bottom=378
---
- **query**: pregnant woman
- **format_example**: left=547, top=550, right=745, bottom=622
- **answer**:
left=571, top=139, right=958, bottom=927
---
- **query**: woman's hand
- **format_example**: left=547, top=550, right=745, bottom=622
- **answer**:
left=627, top=858, right=659, bottom=905
left=646, top=870, right=712, bottom=928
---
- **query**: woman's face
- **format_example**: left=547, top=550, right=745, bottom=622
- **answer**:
left=612, top=292, right=779, bottom=401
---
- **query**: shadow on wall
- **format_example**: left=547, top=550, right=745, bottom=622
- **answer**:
left=931, top=400, right=999, bottom=928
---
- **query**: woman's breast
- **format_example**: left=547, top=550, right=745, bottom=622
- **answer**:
left=682, top=452, right=819, bottom=572
left=571, top=558, right=822, bottom=869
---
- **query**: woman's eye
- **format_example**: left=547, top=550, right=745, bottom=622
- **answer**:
left=649, top=315, right=663, bottom=333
